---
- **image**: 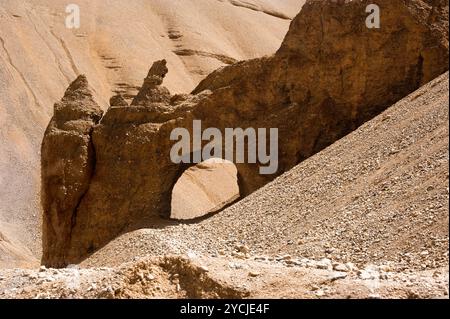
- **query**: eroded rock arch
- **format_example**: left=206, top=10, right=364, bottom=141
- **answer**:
left=41, top=0, right=449, bottom=267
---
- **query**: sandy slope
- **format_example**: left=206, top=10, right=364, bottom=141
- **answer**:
left=83, top=72, right=449, bottom=273
left=171, top=160, right=240, bottom=220
left=0, top=0, right=304, bottom=266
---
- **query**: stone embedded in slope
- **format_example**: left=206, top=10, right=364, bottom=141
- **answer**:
left=41, top=75, right=103, bottom=268
left=41, top=0, right=449, bottom=267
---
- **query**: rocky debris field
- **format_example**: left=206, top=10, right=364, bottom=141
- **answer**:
left=0, top=253, right=448, bottom=299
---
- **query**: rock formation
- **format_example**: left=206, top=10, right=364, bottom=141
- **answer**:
left=41, top=0, right=449, bottom=267
left=41, top=76, right=103, bottom=267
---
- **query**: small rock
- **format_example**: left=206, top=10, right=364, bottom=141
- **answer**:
left=310, top=285, right=319, bottom=291
left=39, top=266, right=46, bottom=272
left=254, top=256, right=267, bottom=262
left=284, top=259, right=296, bottom=265
left=276, top=255, right=291, bottom=262
left=235, top=245, right=250, bottom=254
left=315, top=289, right=326, bottom=297
left=198, top=265, right=209, bottom=273
left=105, top=286, right=114, bottom=294
left=333, top=263, right=349, bottom=272
left=28, top=274, right=38, bottom=280
left=379, top=273, right=389, bottom=280
left=345, top=262, right=358, bottom=272
left=291, top=259, right=303, bottom=266
left=232, top=251, right=249, bottom=260
left=87, top=284, right=97, bottom=292
left=358, top=267, right=380, bottom=280
left=248, top=271, right=260, bottom=277
left=186, top=252, right=197, bottom=260
left=330, top=272, right=347, bottom=281
left=379, top=265, right=392, bottom=272
left=316, top=258, right=332, bottom=270
left=228, top=262, right=244, bottom=270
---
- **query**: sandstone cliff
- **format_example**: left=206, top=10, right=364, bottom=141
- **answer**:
left=41, top=0, right=449, bottom=267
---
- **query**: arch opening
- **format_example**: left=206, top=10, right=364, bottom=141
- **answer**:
left=170, top=158, right=240, bottom=220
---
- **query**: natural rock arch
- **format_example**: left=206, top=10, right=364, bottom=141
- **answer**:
left=41, top=0, right=449, bottom=267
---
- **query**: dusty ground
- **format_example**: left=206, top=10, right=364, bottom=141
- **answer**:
left=0, top=254, right=448, bottom=299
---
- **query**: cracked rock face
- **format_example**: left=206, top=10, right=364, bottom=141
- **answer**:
left=41, top=0, right=449, bottom=267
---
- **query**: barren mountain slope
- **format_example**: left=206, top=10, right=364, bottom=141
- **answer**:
left=0, top=226, right=37, bottom=269
left=84, top=72, right=449, bottom=272
left=0, top=0, right=304, bottom=265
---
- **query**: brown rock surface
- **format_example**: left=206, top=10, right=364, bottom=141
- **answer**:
left=41, top=76, right=103, bottom=267
left=41, top=0, right=449, bottom=267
